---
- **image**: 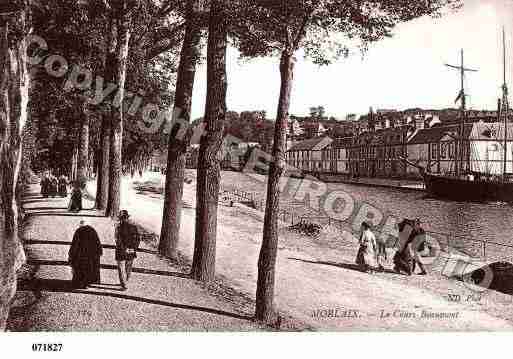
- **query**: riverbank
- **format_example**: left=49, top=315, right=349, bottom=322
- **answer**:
left=318, top=174, right=425, bottom=191
left=86, top=171, right=513, bottom=330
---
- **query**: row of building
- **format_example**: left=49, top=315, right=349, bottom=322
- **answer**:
left=286, top=120, right=513, bottom=180
left=148, top=107, right=513, bottom=181
left=287, top=107, right=507, bottom=141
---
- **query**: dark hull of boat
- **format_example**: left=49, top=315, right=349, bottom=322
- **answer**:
left=423, top=173, right=513, bottom=203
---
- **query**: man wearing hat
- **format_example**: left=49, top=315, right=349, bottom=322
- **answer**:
left=410, top=218, right=428, bottom=275
left=115, top=210, right=141, bottom=290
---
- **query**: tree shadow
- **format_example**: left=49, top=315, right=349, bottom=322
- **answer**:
left=288, top=257, right=399, bottom=275
left=87, top=284, right=126, bottom=292
left=26, top=212, right=103, bottom=218
left=27, top=259, right=190, bottom=278
left=17, top=278, right=252, bottom=322
left=24, top=207, right=69, bottom=211
left=24, top=240, right=158, bottom=255
left=23, top=194, right=43, bottom=200
left=23, top=199, right=63, bottom=204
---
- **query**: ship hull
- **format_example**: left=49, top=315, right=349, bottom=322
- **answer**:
left=423, top=173, right=513, bottom=202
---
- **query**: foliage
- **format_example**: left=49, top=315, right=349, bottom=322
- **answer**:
left=29, top=0, right=184, bottom=175
left=233, top=0, right=462, bottom=63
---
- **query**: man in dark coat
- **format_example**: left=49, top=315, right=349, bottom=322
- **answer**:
left=41, top=174, right=50, bottom=197
left=115, top=210, right=140, bottom=290
left=68, top=221, right=103, bottom=288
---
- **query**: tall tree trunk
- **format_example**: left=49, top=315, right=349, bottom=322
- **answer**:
left=95, top=115, right=110, bottom=210
left=77, top=104, right=90, bottom=186
left=159, top=1, right=202, bottom=260
left=71, top=147, right=77, bottom=181
left=106, top=7, right=133, bottom=218
left=0, top=11, right=29, bottom=330
left=255, top=51, right=295, bottom=324
left=191, top=0, right=227, bottom=282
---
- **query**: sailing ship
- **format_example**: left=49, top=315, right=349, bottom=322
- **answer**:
left=405, top=30, right=513, bottom=202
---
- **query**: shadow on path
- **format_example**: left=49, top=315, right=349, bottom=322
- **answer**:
left=27, top=259, right=190, bottom=278
left=23, top=199, right=64, bottom=205
left=24, top=207, right=69, bottom=211
left=25, top=240, right=158, bottom=255
left=18, top=278, right=252, bottom=322
left=288, top=257, right=398, bottom=275
left=26, top=212, right=103, bottom=218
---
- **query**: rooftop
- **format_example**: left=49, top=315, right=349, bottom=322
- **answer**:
left=408, top=124, right=472, bottom=145
left=288, top=137, right=332, bottom=151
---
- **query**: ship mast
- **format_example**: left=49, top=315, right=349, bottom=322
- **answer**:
left=445, top=50, right=478, bottom=176
left=501, top=27, right=509, bottom=180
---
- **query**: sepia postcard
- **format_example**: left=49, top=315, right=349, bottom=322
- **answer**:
left=1, top=0, right=513, bottom=357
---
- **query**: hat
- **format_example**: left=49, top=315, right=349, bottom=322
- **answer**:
left=361, top=221, right=371, bottom=229
left=118, top=210, right=129, bottom=219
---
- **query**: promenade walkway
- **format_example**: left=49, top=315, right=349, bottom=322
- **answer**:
left=7, top=185, right=261, bottom=331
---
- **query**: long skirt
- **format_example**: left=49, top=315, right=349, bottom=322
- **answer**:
left=393, top=250, right=413, bottom=275
left=356, top=244, right=376, bottom=270
left=41, top=180, right=49, bottom=197
left=49, top=182, right=58, bottom=197
left=68, top=192, right=82, bottom=212
left=58, top=183, right=67, bottom=197
left=71, top=257, right=101, bottom=287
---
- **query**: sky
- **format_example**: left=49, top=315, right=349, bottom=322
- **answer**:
left=189, top=0, right=513, bottom=120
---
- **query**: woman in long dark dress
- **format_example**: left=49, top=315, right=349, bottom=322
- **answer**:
left=58, top=175, right=68, bottom=197
left=41, top=174, right=50, bottom=197
left=68, top=222, right=103, bottom=288
left=49, top=175, right=58, bottom=197
left=68, top=182, right=83, bottom=212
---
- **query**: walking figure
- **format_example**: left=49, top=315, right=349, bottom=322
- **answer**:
left=394, top=218, right=428, bottom=275
left=115, top=210, right=140, bottom=290
left=355, top=221, right=377, bottom=273
left=68, top=181, right=83, bottom=212
left=68, top=220, right=103, bottom=288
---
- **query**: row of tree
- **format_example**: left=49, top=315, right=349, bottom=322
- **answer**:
left=0, top=0, right=460, bottom=328
left=157, top=0, right=460, bottom=323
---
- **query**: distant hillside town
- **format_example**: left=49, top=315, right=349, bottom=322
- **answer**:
left=149, top=105, right=513, bottom=181
left=286, top=105, right=513, bottom=181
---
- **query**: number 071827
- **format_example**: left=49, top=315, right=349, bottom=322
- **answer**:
left=31, top=343, right=63, bottom=352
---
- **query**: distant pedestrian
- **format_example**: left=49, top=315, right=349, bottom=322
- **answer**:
left=410, top=218, right=428, bottom=275
left=115, top=210, right=141, bottom=290
left=49, top=175, right=58, bottom=197
left=355, top=221, right=377, bottom=273
left=68, top=181, right=83, bottom=212
left=41, top=173, right=50, bottom=197
left=393, top=218, right=428, bottom=275
left=68, top=220, right=103, bottom=288
left=375, top=236, right=387, bottom=272
left=58, top=175, right=68, bottom=197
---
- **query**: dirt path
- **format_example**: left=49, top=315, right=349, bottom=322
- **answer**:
left=7, top=186, right=263, bottom=331
left=90, top=172, right=513, bottom=331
